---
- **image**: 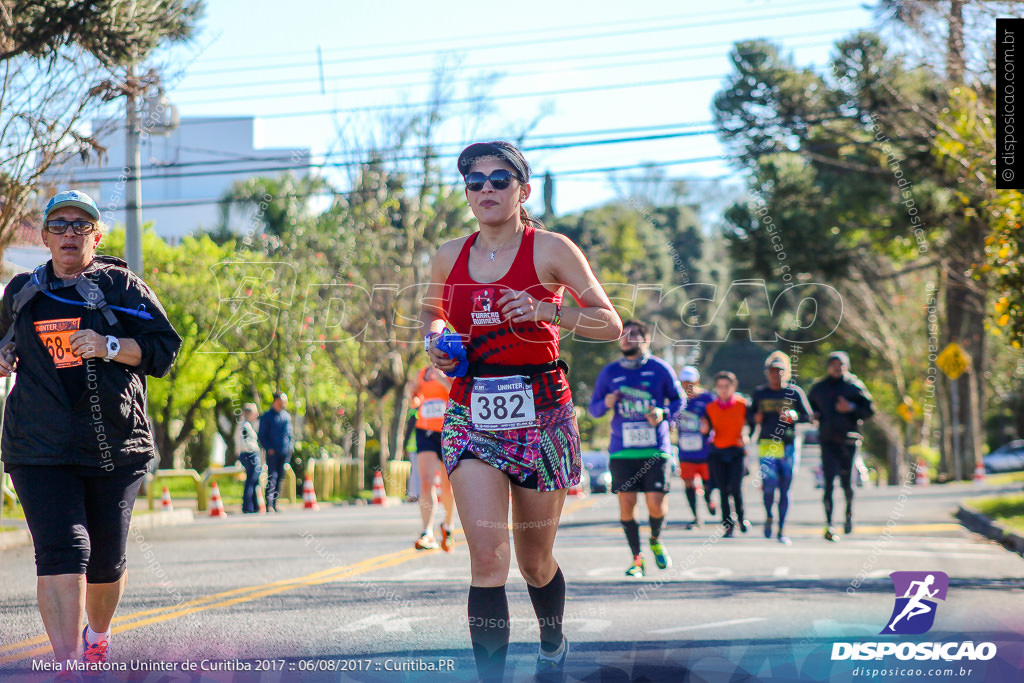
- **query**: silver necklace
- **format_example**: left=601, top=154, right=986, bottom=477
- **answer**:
left=483, top=231, right=521, bottom=261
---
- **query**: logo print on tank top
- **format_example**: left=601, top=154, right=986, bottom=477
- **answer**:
left=470, top=287, right=502, bottom=325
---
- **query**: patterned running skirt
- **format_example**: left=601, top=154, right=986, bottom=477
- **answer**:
left=441, top=400, right=582, bottom=492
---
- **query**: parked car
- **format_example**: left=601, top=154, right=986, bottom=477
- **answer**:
left=984, top=440, right=1024, bottom=473
left=581, top=450, right=612, bottom=494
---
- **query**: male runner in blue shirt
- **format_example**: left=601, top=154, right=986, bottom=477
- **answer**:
left=590, top=320, right=685, bottom=577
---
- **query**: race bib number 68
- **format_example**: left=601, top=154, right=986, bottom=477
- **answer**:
left=471, top=376, right=537, bottom=431
left=35, top=317, right=82, bottom=368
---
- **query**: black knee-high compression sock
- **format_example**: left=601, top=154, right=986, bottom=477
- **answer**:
left=620, top=519, right=641, bottom=556
left=649, top=515, right=665, bottom=540
left=527, top=566, right=566, bottom=654
left=685, top=486, right=699, bottom=517
left=468, top=585, right=510, bottom=681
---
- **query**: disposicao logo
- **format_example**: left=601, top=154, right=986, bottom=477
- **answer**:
left=881, top=570, right=948, bottom=635
left=831, top=570, right=997, bottom=663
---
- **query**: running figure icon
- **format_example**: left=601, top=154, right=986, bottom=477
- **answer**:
left=881, top=570, right=949, bottom=635
left=888, top=574, right=938, bottom=631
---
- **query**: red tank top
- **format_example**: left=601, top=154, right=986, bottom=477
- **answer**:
left=442, top=226, right=570, bottom=409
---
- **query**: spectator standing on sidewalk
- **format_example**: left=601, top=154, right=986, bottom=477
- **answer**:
left=259, top=392, right=293, bottom=512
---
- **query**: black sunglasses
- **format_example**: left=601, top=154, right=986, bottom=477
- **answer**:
left=464, top=169, right=519, bottom=192
left=45, top=219, right=97, bottom=235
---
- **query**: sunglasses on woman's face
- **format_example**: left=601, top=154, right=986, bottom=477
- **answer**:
left=45, top=219, right=97, bottom=235
left=464, top=169, right=518, bottom=192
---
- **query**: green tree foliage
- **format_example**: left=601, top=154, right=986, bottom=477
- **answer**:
left=548, top=198, right=704, bottom=447
left=0, top=0, right=203, bottom=261
left=711, top=33, right=976, bottom=479
left=0, top=0, right=202, bottom=63
left=99, top=226, right=245, bottom=468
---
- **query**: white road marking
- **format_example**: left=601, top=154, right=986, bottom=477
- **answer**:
left=562, top=618, right=613, bottom=633
left=333, top=612, right=433, bottom=634
left=649, top=617, right=766, bottom=634
left=812, top=618, right=882, bottom=636
left=677, top=566, right=733, bottom=580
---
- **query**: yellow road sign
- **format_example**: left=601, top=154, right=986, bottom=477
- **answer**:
left=936, top=342, right=971, bottom=380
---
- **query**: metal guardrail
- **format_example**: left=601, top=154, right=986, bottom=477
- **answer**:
left=148, top=469, right=204, bottom=511
left=147, top=459, right=405, bottom=511
left=385, top=460, right=411, bottom=498
left=1, top=471, right=16, bottom=511
left=202, top=465, right=246, bottom=486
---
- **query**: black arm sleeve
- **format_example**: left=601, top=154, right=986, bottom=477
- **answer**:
left=852, top=380, right=875, bottom=420
left=793, top=385, right=814, bottom=423
left=747, top=390, right=760, bottom=429
left=117, top=271, right=182, bottom=378
left=0, top=274, right=30, bottom=342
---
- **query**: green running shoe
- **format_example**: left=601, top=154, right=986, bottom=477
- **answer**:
left=650, top=537, right=672, bottom=569
left=625, top=554, right=646, bottom=577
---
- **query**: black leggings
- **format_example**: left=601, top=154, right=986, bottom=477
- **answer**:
left=821, top=441, right=856, bottom=525
left=9, top=465, right=145, bottom=582
left=709, top=448, right=746, bottom=527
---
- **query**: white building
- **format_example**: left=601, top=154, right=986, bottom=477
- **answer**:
left=40, top=116, right=311, bottom=244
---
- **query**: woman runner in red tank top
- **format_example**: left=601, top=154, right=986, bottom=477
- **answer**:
left=420, top=141, right=621, bottom=681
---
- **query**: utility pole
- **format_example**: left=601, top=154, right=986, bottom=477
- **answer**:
left=125, top=64, right=143, bottom=274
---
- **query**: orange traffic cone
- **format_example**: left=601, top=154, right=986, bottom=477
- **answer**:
left=973, top=463, right=986, bottom=484
left=302, top=473, right=320, bottom=511
left=567, top=479, right=585, bottom=497
left=915, top=458, right=929, bottom=487
left=208, top=481, right=227, bottom=517
left=257, top=483, right=267, bottom=513
left=160, top=486, right=173, bottom=512
left=371, top=470, right=387, bottom=505
left=434, top=470, right=442, bottom=499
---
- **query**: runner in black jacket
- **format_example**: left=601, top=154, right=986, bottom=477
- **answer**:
left=808, top=351, right=874, bottom=541
left=0, top=190, right=181, bottom=670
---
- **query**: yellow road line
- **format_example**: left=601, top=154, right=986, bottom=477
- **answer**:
left=2, top=495, right=596, bottom=663
left=0, top=546, right=427, bottom=663
left=788, top=523, right=963, bottom=536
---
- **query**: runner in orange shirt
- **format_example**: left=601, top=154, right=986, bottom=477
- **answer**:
left=409, top=365, right=457, bottom=551
left=702, top=371, right=750, bottom=538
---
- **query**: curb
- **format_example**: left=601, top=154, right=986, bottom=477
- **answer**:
left=956, top=502, right=1024, bottom=556
left=0, top=509, right=194, bottom=550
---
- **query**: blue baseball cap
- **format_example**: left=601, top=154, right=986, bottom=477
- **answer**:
left=44, top=190, right=100, bottom=221
left=679, top=366, right=700, bottom=383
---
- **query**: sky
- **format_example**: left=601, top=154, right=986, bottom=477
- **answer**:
left=157, top=0, right=880, bottom=216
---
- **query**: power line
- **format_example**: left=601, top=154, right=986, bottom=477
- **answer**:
left=185, top=0, right=839, bottom=68
left=169, top=66, right=835, bottom=123
left=58, top=128, right=722, bottom=183
left=173, top=32, right=837, bottom=96
left=99, top=161, right=737, bottom=213
left=69, top=122, right=717, bottom=175
left=55, top=110, right=909, bottom=184
left=185, top=4, right=864, bottom=77
left=173, top=39, right=838, bottom=108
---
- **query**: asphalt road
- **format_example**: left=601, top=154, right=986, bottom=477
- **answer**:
left=2, top=447, right=1023, bottom=683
